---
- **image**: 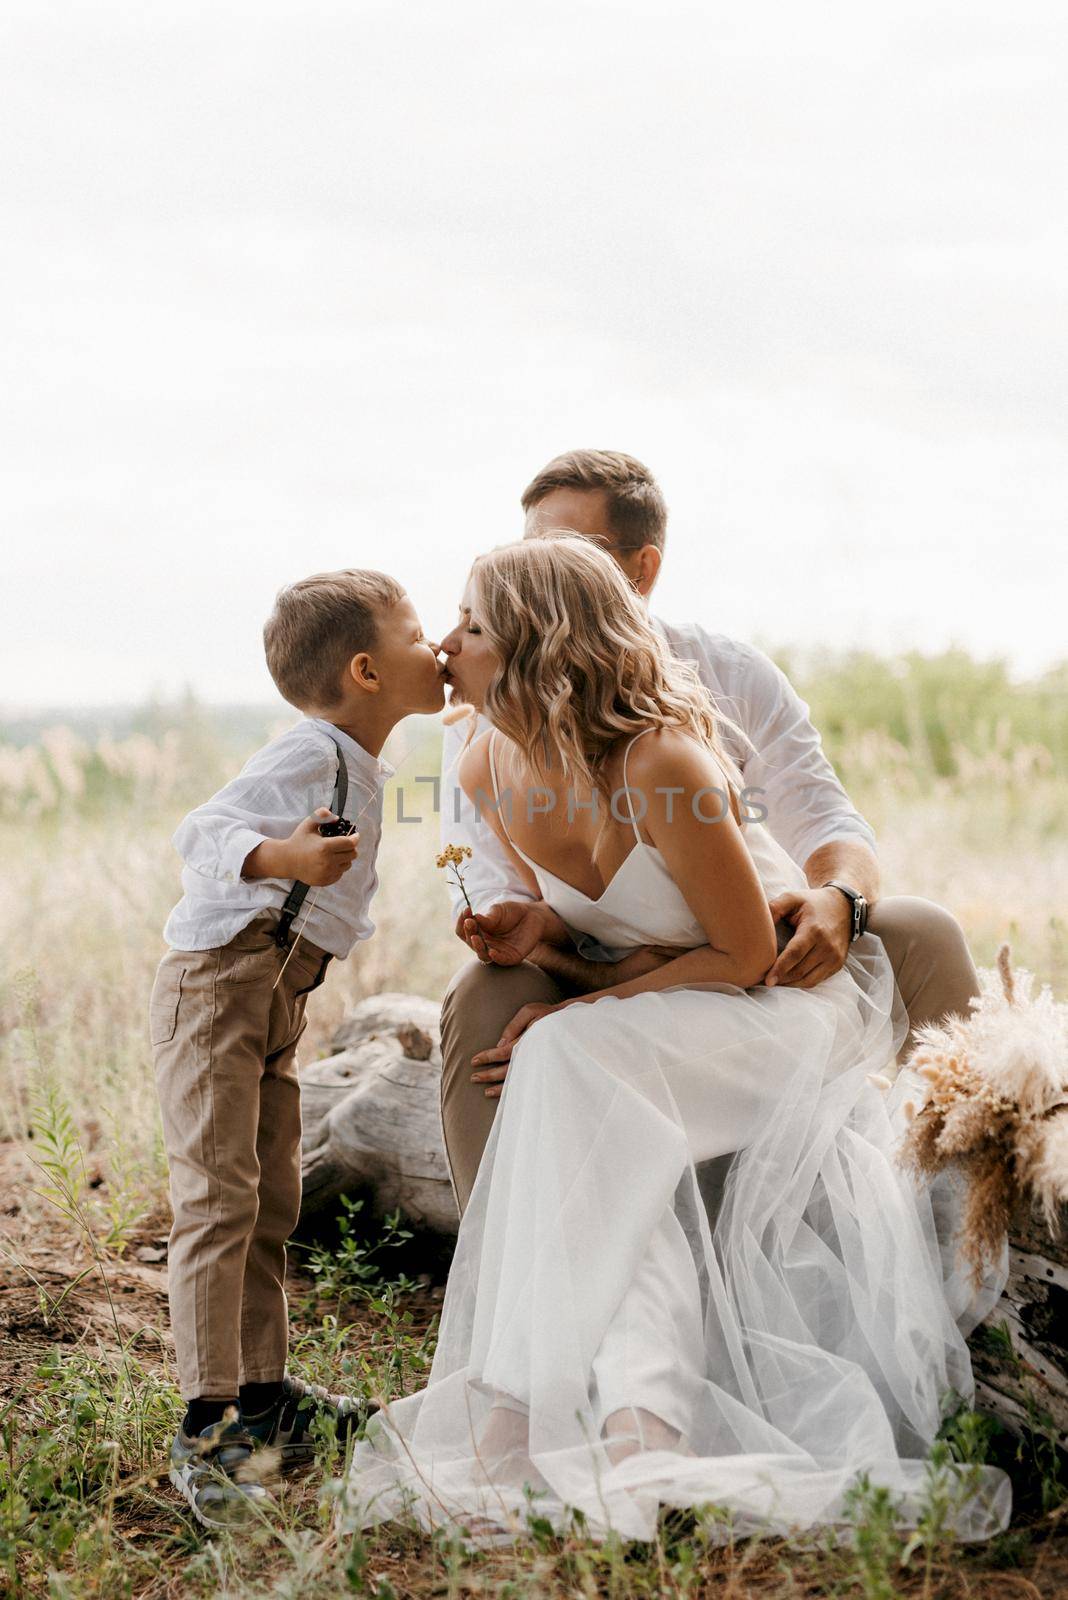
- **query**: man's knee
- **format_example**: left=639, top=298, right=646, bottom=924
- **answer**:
left=869, top=895, right=970, bottom=967
left=440, top=960, right=487, bottom=1095
left=439, top=958, right=565, bottom=1087
left=867, top=894, right=979, bottom=1038
left=440, top=956, right=494, bottom=1030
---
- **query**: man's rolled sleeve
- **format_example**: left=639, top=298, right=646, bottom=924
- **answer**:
left=774, top=787, right=877, bottom=869
left=736, top=645, right=877, bottom=870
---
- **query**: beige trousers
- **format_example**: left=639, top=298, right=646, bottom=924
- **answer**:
left=438, top=895, right=980, bottom=1219
left=151, top=912, right=332, bottom=1400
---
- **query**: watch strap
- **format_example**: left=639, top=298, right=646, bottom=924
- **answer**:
left=824, top=880, right=868, bottom=942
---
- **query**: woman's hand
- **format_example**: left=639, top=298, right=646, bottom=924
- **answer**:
left=470, top=998, right=580, bottom=1098
left=455, top=899, right=570, bottom=966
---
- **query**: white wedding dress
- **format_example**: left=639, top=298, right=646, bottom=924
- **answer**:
left=341, top=729, right=1011, bottom=1545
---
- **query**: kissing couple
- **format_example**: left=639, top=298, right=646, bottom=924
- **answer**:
left=341, top=450, right=1011, bottom=1546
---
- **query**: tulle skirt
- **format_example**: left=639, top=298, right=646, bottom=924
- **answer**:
left=338, top=935, right=1011, bottom=1545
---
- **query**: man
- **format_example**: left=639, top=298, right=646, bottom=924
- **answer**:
left=437, top=449, right=978, bottom=1215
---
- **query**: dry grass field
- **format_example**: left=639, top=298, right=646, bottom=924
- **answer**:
left=1, top=648, right=1066, bottom=1597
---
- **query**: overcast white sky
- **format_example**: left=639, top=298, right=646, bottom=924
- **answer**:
left=2, top=0, right=1065, bottom=708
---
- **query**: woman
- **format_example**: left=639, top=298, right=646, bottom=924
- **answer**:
left=341, top=537, right=1010, bottom=1545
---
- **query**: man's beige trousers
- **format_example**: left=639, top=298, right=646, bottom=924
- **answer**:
left=439, top=895, right=980, bottom=1218
left=151, top=913, right=331, bottom=1400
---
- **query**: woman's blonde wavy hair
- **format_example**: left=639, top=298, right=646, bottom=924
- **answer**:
left=467, top=535, right=750, bottom=799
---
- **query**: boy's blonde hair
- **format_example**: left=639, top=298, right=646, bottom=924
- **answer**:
left=468, top=535, right=747, bottom=794
left=264, top=568, right=405, bottom=710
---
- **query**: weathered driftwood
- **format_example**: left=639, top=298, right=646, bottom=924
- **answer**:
left=299, top=993, right=457, bottom=1235
left=299, top=993, right=1068, bottom=1443
left=969, top=1202, right=1068, bottom=1448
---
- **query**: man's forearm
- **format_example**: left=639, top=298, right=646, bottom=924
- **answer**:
left=802, top=840, right=880, bottom=904
left=529, top=940, right=681, bottom=995
left=528, top=941, right=618, bottom=995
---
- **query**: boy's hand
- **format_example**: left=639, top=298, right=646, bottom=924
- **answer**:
left=243, top=808, right=360, bottom=885
left=291, top=809, right=361, bottom=884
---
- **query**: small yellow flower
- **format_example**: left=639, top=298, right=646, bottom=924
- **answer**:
left=435, top=843, right=473, bottom=870
left=436, top=842, right=476, bottom=918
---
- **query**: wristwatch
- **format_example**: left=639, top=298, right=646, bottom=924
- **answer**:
left=823, top=881, right=869, bottom=942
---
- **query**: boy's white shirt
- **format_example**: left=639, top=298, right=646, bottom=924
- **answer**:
left=439, top=618, right=876, bottom=949
left=163, top=717, right=393, bottom=959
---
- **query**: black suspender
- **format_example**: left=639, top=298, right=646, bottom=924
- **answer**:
left=273, top=737, right=351, bottom=949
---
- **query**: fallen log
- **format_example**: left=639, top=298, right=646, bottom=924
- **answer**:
left=969, top=1202, right=1068, bottom=1449
left=299, top=992, right=456, bottom=1235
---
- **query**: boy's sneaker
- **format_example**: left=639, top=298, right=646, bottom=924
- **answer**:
left=169, top=1415, right=274, bottom=1529
left=242, top=1374, right=375, bottom=1467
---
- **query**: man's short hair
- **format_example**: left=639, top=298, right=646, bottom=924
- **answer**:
left=520, top=449, right=668, bottom=551
left=264, top=568, right=405, bottom=710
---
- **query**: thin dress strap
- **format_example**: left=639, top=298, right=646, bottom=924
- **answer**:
left=620, top=729, right=655, bottom=845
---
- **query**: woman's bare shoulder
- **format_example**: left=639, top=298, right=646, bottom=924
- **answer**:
left=456, top=724, right=493, bottom=800
left=623, top=726, right=740, bottom=822
left=623, top=725, right=722, bottom=782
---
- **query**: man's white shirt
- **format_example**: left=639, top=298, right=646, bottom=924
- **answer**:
left=164, top=718, right=393, bottom=959
left=438, top=617, right=875, bottom=923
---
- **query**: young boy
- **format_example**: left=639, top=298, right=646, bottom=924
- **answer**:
left=151, top=568, right=445, bottom=1526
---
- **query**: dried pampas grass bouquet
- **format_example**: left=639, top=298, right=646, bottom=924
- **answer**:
left=898, top=944, right=1068, bottom=1287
